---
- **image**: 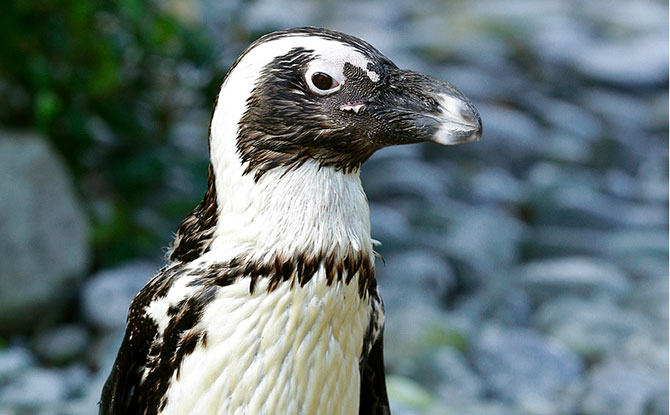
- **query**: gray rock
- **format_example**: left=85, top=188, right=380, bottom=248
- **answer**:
left=539, top=132, right=592, bottom=165
left=384, top=304, right=474, bottom=375
left=535, top=297, right=653, bottom=360
left=0, top=367, right=68, bottom=407
left=626, top=278, right=669, bottom=324
left=61, top=364, right=92, bottom=398
left=439, top=65, right=525, bottom=102
left=439, top=400, right=518, bottom=415
left=385, top=378, right=434, bottom=415
left=471, top=325, right=582, bottom=404
left=621, top=335, right=668, bottom=376
left=580, top=360, right=663, bottom=415
left=437, top=207, right=525, bottom=289
left=515, top=257, right=630, bottom=302
left=485, top=288, right=532, bottom=327
left=0, top=132, right=89, bottom=333
left=522, top=226, right=609, bottom=259
left=604, top=230, right=669, bottom=279
left=325, top=2, right=406, bottom=56
left=532, top=185, right=664, bottom=230
left=529, top=12, right=591, bottom=66
left=603, top=169, right=644, bottom=200
left=362, top=158, right=451, bottom=200
left=90, top=331, right=125, bottom=371
left=430, top=347, right=485, bottom=403
left=536, top=97, right=603, bottom=140
left=526, top=162, right=601, bottom=194
left=581, top=89, right=652, bottom=133
left=469, top=167, right=528, bottom=205
left=376, top=250, right=455, bottom=310
left=583, top=0, right=668, bottom=34
left=569, top=34, right=668, bottom=86
left=369, top=203, right=412, bottom=247
left=33, top=324, right=89, bottom=365
left=454, top=284, right=532, bottom=327
left=368, top=142, right=424, bottom=162
left=0, top=346, right=35, bottom=383
left=469, top=103, right=544, bottom=161
left=650, top=394, right=669, bottom=415
left=241, top=0, right=318, bottom=32
left=638, top=153, right=670, bottom=204
left=81, top=261, right=158, bottom=331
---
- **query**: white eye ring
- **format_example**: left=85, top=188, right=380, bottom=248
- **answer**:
left=305, top=69, right=342, bottom=95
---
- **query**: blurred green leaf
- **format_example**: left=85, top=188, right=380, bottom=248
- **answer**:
left=35, top=89, right=61, bottom=125
left=0, top=0, right=217, bottom=268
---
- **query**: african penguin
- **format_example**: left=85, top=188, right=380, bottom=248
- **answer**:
left=100, top=27, right=481, bottom=415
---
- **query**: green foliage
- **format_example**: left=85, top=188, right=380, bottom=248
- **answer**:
left=0, top=0, right=217, bottom=267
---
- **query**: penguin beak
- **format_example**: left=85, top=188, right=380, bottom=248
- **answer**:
left=371, top=69, right=482, bottom=146
left=428, top=87, right=482, bottom=145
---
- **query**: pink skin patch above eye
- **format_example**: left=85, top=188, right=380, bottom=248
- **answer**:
left=339, top=102, right=365, bottom=114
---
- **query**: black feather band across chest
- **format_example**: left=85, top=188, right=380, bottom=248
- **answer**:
left=101, top=250, right=379, bottom=415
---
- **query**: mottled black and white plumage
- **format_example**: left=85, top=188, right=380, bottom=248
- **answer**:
left=100, top=27, right=481, bottom=415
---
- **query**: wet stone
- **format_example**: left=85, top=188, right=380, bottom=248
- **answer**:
left=0, top=346, right=35, bottom=383
left=534, top=297, right=653, bottom=360
left=384, top=304, right=474, bottom=374
left=469, top=167, right=528, bottom=205
left=369, top=203, right=413, bottom=247
left=81, top=261, right=158, bottom=331
left=438, top=207, right=525, bottom=288
left=580, top=360, right=663, bottom=415
left=376, top=249, right=455, bottom=310
left=522, top=226, right=609, bottom=260
left=0, top=367, right=68, bottom=407
left=362, top=158, right=451, bottom=201
left=0, top=132, right=90, bottom=333
left=430, top=347, right=485, bottom=403
left=33, top=324, right=89, bottom=365
left=604, top=230, right=669, bottom=279
left=568, top=34, right=668, bottom=87
left=625, top=278, right=669, bottom=324
left=531, top=186, right=657, bottom=231
left=515, top=257, right=630, bottom=302
left=471, top=325, right=582, bottom=404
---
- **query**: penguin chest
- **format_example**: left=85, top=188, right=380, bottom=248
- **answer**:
left=159, top=274, right=372, bottom=415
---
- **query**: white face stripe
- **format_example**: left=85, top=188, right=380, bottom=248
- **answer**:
left=303, top=44, right=380, bottom=85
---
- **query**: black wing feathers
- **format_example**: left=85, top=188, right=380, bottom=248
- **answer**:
left=359, top=331, right=391, bottom=415
left=99, top=266, right=178, bottom=415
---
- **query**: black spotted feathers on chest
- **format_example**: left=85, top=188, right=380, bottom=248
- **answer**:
left=101, top=250, right=379, bottom=415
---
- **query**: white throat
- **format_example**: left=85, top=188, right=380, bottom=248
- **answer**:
left=205, top=38, right=373, bottom=264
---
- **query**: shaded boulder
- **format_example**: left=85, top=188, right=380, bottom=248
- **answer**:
left=580, top=360, right=664, bottom=415
left=81, top=261, right=158, bottom=331
left=515, top=257, right=630, bottom=302
left=0, top=132, right=89, bottom=333
left=471, top=325, right=582, bottom=405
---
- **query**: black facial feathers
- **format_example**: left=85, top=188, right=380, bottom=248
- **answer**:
left=232, top=28, right=400, bottom=180
left=236, top=47, right=384, bottom=180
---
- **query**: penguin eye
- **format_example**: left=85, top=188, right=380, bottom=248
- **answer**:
left=307, top=71, right=340, bottom=95
left=312, top=72, right=337, bottom=90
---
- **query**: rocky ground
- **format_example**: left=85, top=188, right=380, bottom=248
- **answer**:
left=0, top=0, right=667, bottom=414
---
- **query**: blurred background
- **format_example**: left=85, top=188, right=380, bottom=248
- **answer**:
left=0, top=0, right=667, bottom=414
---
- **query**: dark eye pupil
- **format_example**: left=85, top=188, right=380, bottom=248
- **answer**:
left=312, top=72, right=333, bottom=90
